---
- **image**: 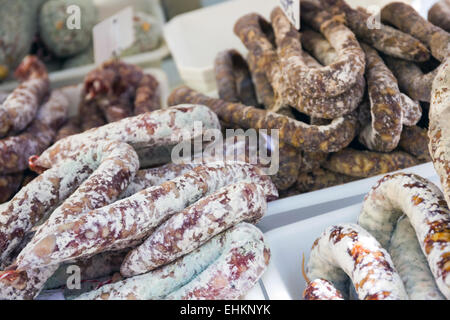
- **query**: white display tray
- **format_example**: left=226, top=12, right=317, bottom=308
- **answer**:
left=163, top=0, right=424, bottom=93
left=0, top=0, right=170, bottom=92
left=259, top=166, right=441, bottom=300
left=163, top=0, right=280, bottom=93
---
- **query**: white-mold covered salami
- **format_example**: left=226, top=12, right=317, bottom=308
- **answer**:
left=389, top=215, right=445, bottom=300
left=358, top=173, right=450, bottom=299
left=76, top=223, right=270, bottom=300
left=120, top=182, right=268, bottom=277
left=303, top=279, right=345, bottom=300
left=33, top=105, right=221, bottom=170
left=306, top=223, right=408, bottom=300
left=0, top=56, right=49, bottom=137
left=16, top=162, right=278, bottom=269
left=429, top=59, right=450, bottom=208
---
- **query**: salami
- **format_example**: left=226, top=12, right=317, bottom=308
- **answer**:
left=0, top=56, right=49, bottom=137
left=389, top=215, right=445, bottom=300
left=358, top=44, right=403, bottom=153
left=234, top=12, right=364, bottom=119
left=0, top=173, right=23, bottom=203
left=0, top=139, right=139, bottom=267
left=75, top=223, right=269, bottom=300
left=428, top=0, right=450, bottom=33
left=271, top=5, right=365, bottom=98
left=428, top=58, right=450, bottom=207
left=32, top=105, right=221, bottom=170
left=214, top=49, right=258, bottom=106
left=358, top=173, right=450, bottom=298
left=168, top=86, right=358, bottom=152
left=15, top=162, right=278, bottom=269
left=324, top=148, right=418, bottom=178
left=0, top=90, right=69, bottom=174
left=120, top=182, right=268, bottom=277
left=399, top=126, right=431, bottom=162
left=303, top=279, right=344, bottom=300
left=306, top=223, right=407, bottom=300
left=296, top=168, right=356, bottom=193
left=381, top=2, right=450, bottom=62
left=320, top=0, right=430, bottom=62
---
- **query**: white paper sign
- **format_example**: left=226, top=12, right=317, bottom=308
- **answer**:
left=279, top=0, right=301, bottom=29
left=93, top=6, right=135, bottom=64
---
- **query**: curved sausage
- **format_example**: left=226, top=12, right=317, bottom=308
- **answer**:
left=389, top=215, right=445, bottom=300
left=15, top=162, right=278, bottom=269
left=319, top=0, right=430, bottom=62
left=120, top=182, right=268, bottom=277
left=75, top=223, right=269, bottom=300
left=168, top=86, right=358, bottom=153
left=381, top=2, right=450, bottom=62
left=306, top=223, right=407, bottom=300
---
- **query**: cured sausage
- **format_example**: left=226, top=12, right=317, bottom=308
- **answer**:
left=120, top=182, right=268, bottom=277
left=271, top=5, right=365, bottom=98
left=319, top=0, right=430, bottom=62
left=75, top=223, right=269, bottom=300
left=234, top=12, right=364, bottom=119
left=0, top=173, right=23, bottom=203
left=358, top=44, right=403, bottom=152
left=31, top=105, right=221, bottom=170
left=306, top=223, right=407, bottom=300
left=389, top=215, right=445, bottom=300
left=214, top=49, right=258, bottom=106
left=303, top=279, right=344, bottom=300
left=399, top=126, right=431, bottom=162
left=168, top=86, right=358, bottom=153
left=381, top=2, right=450, bottom=62
left=324, top=148, right=418, bottom=178
left=0, top=56, right=49, bottom=137
left=358, top=173, right=450, bottom=298
left=296, top=168, right=356, bottom=193
left=15, top=162, right=278, bottom=269
left=0, top=90, right=69, bottom=174
left=428, top=0, right=450, bottom=33
left=428, top=58, right=450, bottom=207
left=0, top=139, right=139, bottom=267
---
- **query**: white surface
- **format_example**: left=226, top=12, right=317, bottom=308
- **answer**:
left=260, top=166, right=441, bottom=300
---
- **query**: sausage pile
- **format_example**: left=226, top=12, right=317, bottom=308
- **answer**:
left=304, top=173, right=450, bottom=300
left=55, top=59, right=161, bottom=141
left=0, top=98, right=276, bottom=299
left=168, top=0, right=450, bottom=197
left=0, top=55, right=68, bottom=204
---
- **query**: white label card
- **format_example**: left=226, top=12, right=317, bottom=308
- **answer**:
left=279, top=0, right=301, bottom=29
left=93, top=6, right=135, bottom=64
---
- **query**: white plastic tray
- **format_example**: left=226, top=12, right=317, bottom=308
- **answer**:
left=260, top=170, right=441, bottom=300
left=163, top=0, right=279, bottom=93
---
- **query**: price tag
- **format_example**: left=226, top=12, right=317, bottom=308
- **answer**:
left=279, top=0, right=301, bottom=29
left=93, top=6, right=135, bottom=64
